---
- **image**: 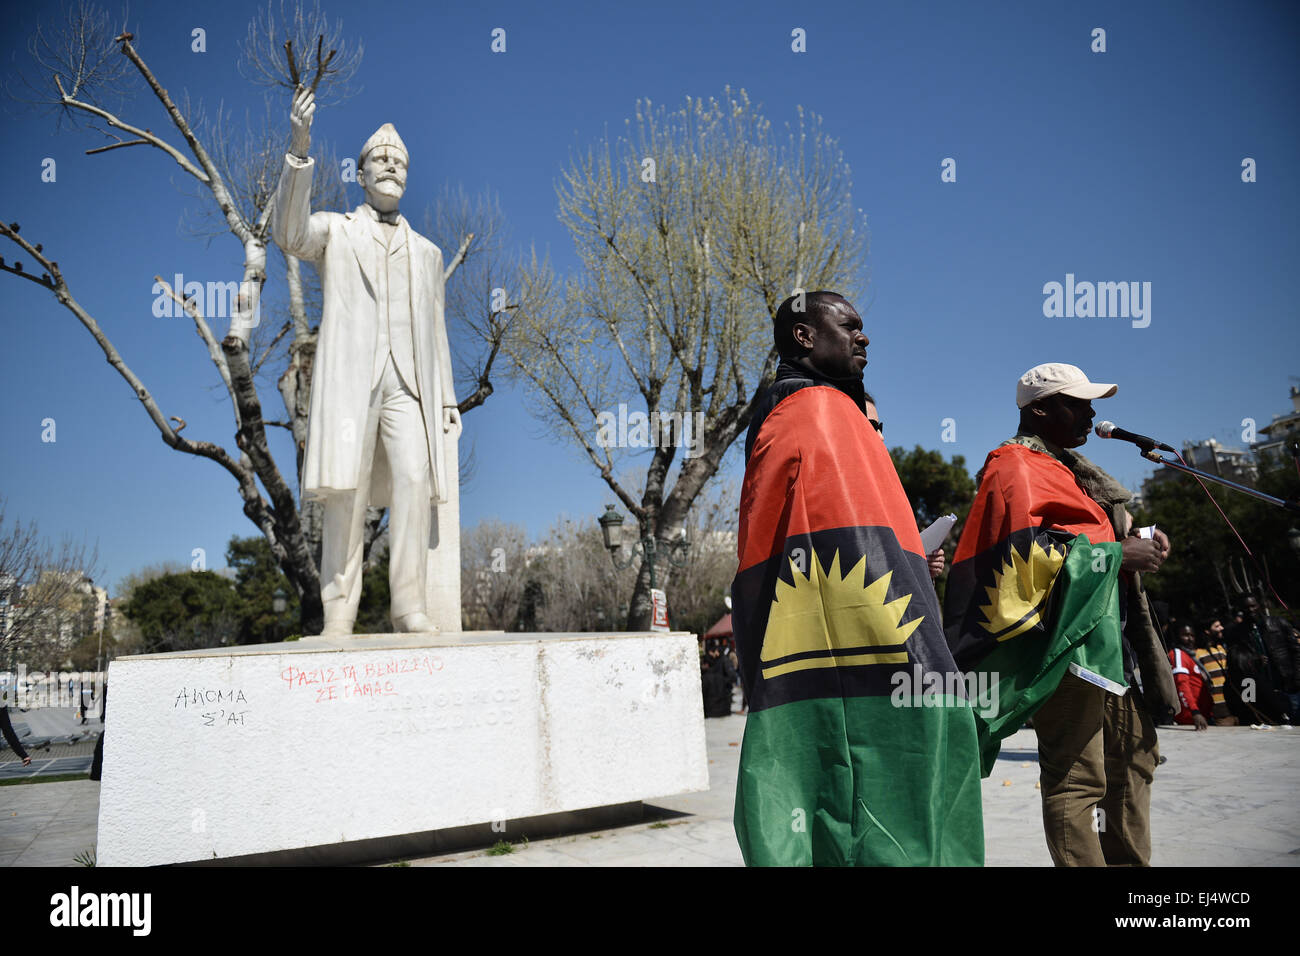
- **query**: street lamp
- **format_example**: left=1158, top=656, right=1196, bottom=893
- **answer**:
left=272, top=587, right=287, bottom=642
left=597, top=505, right=625, bottom=554
left=597, top=505, right=690, bottom=590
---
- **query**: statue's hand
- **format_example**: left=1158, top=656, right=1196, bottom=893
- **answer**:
left=289, top=86, right=315, bottom=158
left=443, top=405, right=463, bottom=439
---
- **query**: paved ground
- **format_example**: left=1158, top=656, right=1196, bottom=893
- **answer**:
left=1, top=706, right=103, bottom=866
left=0, top=705, right=100, bottom=782
left=408, top=713, right=1300, bottom=867
left=3, top=701, right=1297, bottom=867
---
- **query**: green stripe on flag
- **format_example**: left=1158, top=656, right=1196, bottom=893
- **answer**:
left=967, top=535, right=1125, bottom=776
left=734, top=694, right=983, bottom=866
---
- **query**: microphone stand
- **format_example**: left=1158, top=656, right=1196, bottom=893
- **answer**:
left=1138, top=447, right=1300, bottom=513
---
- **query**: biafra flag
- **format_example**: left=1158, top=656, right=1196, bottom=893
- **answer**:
left=942, top=443, right=1126, bottom=777
left=732, top=379, right=983, bottom=867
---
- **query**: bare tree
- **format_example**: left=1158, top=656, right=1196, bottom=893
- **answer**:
left=427, top=184, right=522, bottom=418
left=506, top=88, right=867, bottom=628
left=459, top=519, right=529, bottom=631
left=458, top=491, right=739, bottom=635
left=239, top=0, right=364, bottom=105
left=662, top=479, right=740, bottom=637
left=0, top=498, right=99, bottom=670
left=1, top=1, right=505, bottom=635
left=9, top=0, right=135, bottom=116
left=529, top=518, right=636, bottom=634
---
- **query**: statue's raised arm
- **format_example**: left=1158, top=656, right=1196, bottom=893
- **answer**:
left=272, top=87, right=327, bottom=262
left=289, top=86, right=315, bottom=159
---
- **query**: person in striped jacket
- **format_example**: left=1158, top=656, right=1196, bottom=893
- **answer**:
left=1195, top=618, right=1237, bottom=726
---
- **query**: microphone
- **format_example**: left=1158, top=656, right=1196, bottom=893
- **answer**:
left=1094, top=421, right=1176, bottom=453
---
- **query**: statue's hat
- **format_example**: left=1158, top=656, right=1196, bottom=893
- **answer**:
left=360, top=123, right=408, bottom=163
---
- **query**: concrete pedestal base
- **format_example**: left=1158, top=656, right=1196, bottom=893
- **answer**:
left=95, top=631, right=708, bottom=866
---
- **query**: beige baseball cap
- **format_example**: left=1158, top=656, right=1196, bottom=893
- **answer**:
left=1016, top=363, right=1117, bottom=408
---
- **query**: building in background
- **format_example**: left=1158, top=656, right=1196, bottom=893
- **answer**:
left=1140, top=382, right=1300, bottom=500
left=0, top=573, right=15, bottom=639
left=0, top=569, right=105, bottom=669
left=1252, top=385, right=1300, bottom=469
left=1143, top=437, right=1257, bottom=497
left=1183, top=438, right=1258, bottom=486
left=85, top=580, right=108, bottom=636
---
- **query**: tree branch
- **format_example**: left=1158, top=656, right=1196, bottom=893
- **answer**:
left=252, top=320, right=293, bottom=374
left=0, top=224, right=253, bottom=489
left=221, top=334, right=318, bottom=608
left=457, top=309, right=508, bottom=414
left=0, top=255, right=55, bottom=290
left=153, top=274, right=240, bottom=426
left=442, top=231, right=475, bottom=284
left=85, top=137, right=150, bottom=155
left=114, top=36, right=254, bottom=245
left=53, top=74, right=208, bottom=181
left=514, top=359, right=643, bottom=519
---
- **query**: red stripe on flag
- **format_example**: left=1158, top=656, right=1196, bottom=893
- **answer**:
left=738, top=387, right=923, bottom=573
left=952, top=444, right=1114, bottom=565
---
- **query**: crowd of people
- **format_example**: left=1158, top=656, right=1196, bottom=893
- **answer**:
left=1161, top=597, right=1299, bottom=728
left=699, top=638, right=740, bottom=718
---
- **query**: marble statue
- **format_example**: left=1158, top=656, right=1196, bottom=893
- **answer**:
left=273, top=87, right=462, bottom=636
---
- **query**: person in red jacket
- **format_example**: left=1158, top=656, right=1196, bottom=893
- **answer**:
left=1169, top=625, right=1212, bottom=730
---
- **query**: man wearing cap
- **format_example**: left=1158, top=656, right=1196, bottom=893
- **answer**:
left=944, top=363, right=1178, bottom=866
left=273, top=87, right=461, bottom=636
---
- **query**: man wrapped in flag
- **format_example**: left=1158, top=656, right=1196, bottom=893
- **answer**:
left=943, top=363, right=1177, bottom=866
left=732, top=292, right=983, bottom=867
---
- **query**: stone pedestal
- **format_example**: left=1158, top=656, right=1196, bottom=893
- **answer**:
left=95, top=631, right=707, bottom=866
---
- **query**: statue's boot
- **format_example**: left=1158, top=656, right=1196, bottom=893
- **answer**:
left=320, top=615, right=355, bottom=638
left=394, top=612, right=435, bottom=633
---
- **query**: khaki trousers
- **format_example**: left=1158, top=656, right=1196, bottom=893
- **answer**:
left=1033, top=671, right=1160, bottom=866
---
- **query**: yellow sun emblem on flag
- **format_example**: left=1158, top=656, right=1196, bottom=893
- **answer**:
left=978, top=540, right=1067, bottom=641
left=759, top=549, right=919, bottom=680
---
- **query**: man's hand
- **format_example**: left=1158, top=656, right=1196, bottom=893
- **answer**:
left=927, top=548, right=945, bottom=580
left=1192, top=712, right=1209, bottom=731
left=290, top=86, right=315, bottom=158
left=1121, top=529, right=1170, bottom=573
left=443, top=406, right=462, bottom=439
left=21, top=755, right=31, bottom=766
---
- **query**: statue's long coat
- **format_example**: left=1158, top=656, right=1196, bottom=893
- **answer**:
left=271, top=154, right=457, bottom=507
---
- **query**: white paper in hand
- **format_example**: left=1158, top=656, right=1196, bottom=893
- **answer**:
left=919, top=514, right=957, bottom=554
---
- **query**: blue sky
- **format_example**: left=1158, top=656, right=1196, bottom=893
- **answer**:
left=1, top=0, right=1297, bottom=595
